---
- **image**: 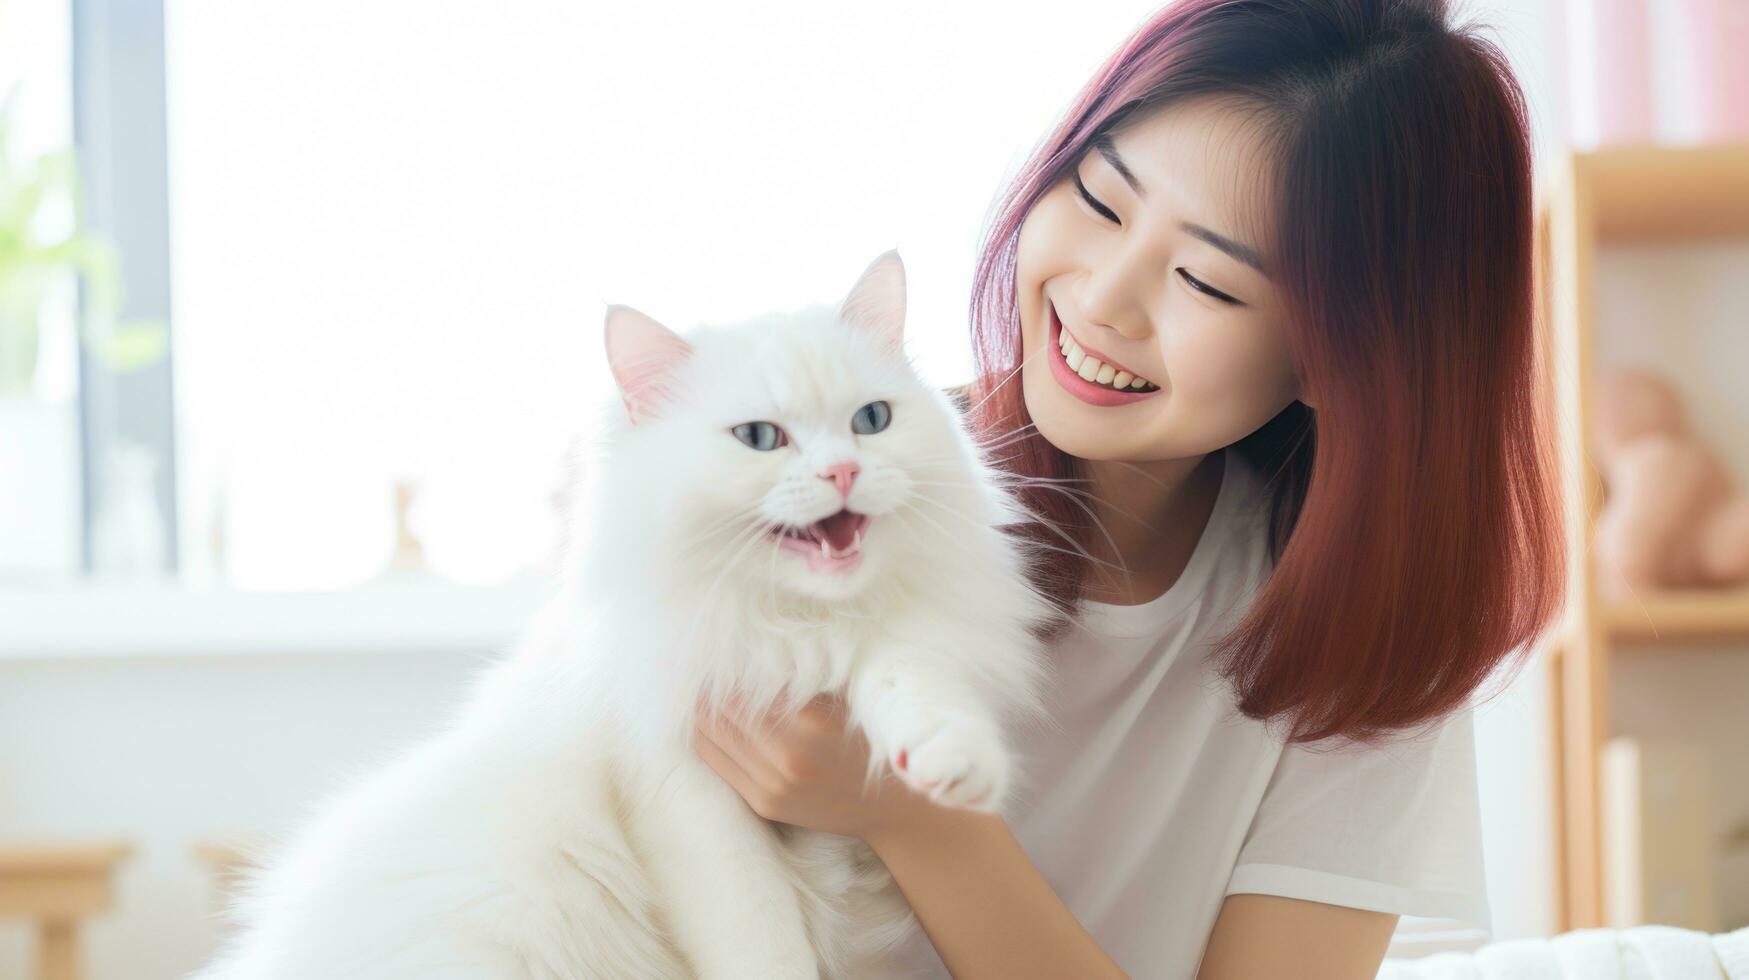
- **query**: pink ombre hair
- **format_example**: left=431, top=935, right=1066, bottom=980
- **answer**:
left=966, top=0, right=1565, bottom=744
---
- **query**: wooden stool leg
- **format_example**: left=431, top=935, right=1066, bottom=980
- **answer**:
left=40, top=918, right=79, bottom=980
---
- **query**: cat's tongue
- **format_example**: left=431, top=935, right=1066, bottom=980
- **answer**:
left=815, top=510, right=865, bottom=553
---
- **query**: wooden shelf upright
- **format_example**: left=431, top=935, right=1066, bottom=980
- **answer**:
left=1538, top=144, right=1749, bottom=932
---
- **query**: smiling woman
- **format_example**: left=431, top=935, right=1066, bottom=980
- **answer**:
left=979, top=6, right=1563, bottom=746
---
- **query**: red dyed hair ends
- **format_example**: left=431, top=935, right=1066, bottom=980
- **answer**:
left=967, top=0, right=1565, bottom=743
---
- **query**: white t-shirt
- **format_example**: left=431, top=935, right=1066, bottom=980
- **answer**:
left=888, top=446, right=1490, bottom=979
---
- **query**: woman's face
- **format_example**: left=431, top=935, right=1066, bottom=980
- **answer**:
left=1015, top=97, right=1306, bottom=463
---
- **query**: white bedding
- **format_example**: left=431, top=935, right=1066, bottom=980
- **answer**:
left=1377, top=923, right=1749, bottom=979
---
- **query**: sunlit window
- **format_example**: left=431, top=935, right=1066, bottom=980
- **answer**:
left=0, top=0, right=78, bottom=584
left=163, top=0, right=1190, bottom=591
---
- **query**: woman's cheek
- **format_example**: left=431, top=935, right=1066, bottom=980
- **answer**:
left=1185, top=331, right=1299, bottom=438
left=1015, top=192, right=1079, bottom=286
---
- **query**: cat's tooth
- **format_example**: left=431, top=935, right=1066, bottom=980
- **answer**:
left=820, top=536, right=831, bottom=559
left=1095, top=363, right=1116, bottom=385
left=1077, top=355, right=1102, bottom=382
left=1113, top=370, right=1133, bottom=388
left=853, top=528, right=863, bottom=552
left=1065, top=346, right=1085, bottom=371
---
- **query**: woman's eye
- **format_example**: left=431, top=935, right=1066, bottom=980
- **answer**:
left=731, top=421, right=788, bottom=451
left=1073, top=172, right=1119, bottom=225
left=1176, top=268, right=1242, bottom=306
left=851, top=400, right=892, bottom=435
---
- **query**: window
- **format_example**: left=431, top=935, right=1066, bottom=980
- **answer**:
left=162, top=0, right=1176, bottom=590
left=0, top=0, right=79, bottom=583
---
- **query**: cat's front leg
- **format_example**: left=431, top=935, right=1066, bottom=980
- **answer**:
left=849, top=653, right=1012, bottom=812
left=627, top=751, right=819, bottom=980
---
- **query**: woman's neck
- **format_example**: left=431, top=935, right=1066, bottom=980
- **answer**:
left=1078, top=449, right=1225, bottom=606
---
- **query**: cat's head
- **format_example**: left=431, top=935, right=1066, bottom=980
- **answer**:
left=595, top=251, right=999, bottom=605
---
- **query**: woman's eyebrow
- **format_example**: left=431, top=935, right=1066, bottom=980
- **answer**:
left=1180, top=222, right=1266, bottom=274
left=1092, top=133, right=1143, bottom=194
left=1094, top=135, right=1268, bottom=275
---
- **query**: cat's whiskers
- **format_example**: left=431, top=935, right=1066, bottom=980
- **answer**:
left=898, top=494, right=1127, bottom=578
left=970, top=423, right=1045, bottom=456
left=1102, top=458, right=1180, bottom=491
left=903, top=450, right=1025, bottom=473
left=1011, top=482, right=1135, bottom=588
left=690, top=517, right=785, bottom=636
left=889, top=502, right=1116, bottom=606
left=909, top=476, right=1156, bottom=533
left=685, top=504, right=776, bottom=552
left=962, top=342, right=1048, bottom=419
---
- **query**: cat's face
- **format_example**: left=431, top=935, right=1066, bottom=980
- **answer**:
left=603, top=252, right=983, bottom=603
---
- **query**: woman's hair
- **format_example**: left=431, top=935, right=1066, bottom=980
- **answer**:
left=967, top=0, right=1565, bottom=743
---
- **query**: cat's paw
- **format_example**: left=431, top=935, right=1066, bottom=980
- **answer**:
left=888, top=713, right=1009, bottom=811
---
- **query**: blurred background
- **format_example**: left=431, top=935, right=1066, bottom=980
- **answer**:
left=0, top=0, right=1744, bottom=977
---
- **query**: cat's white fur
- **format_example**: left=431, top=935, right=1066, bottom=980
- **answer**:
left=192, top=251, right=1052, bottom=979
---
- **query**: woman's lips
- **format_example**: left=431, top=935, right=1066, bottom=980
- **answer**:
left=1046, top=302, right=1163, bottom=408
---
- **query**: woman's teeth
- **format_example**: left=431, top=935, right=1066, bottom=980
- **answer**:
left=1059, top=328, right=1159, bottom=391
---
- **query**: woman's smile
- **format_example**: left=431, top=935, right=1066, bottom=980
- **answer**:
left=1047, top=299, right=1165, bottom=407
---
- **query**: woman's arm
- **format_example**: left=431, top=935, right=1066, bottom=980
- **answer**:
left=867, top=800, right=1399, bottom=980
left=693, top=692, right=1400, bottom=979
left=693, top=692, right=1126, bottom=978
left=864, top=804, right=1128, bottom=980
left=1197, top=894, right=1397, bottom=979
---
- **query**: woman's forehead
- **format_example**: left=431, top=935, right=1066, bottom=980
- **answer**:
left=1103, top=97, right=1280, bottom=258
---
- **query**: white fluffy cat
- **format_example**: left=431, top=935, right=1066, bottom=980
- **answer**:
left=192, top=251, right=1052, bottom=979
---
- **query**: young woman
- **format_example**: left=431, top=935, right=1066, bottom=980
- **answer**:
left=692, top=0, right=1564, bottom=976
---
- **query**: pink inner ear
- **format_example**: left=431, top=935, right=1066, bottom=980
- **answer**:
left=604, top=305, right=692, bottom=422
left=838, top=250, right=907, bottom=352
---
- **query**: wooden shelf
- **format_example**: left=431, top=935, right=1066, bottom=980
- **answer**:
left=1605, top=588, right=1749, bottom=644
left=1539, top=142, right=1749, bottom=934
left=1578, top=145, right=1749, bottom=242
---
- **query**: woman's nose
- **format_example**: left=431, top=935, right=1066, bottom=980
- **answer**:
left=1076, top=250, right=1156, bottom=341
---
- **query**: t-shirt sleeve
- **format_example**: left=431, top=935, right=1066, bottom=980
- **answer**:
left=1223, top=704, right=1491, bottom=931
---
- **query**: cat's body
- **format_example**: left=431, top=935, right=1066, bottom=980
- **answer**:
left=194, top=252, right=1051, bottom=979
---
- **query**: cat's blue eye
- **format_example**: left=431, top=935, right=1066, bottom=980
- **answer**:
left=731, top=421, right=788, bottom=451
left=851, top=400, right=892, bottom=435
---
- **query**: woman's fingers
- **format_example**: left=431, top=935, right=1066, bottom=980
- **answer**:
left=696, top=691, right=862, bottom=795
left=691, top=724, right=765, bottom=808
left=696, top=701, right=785, bottom=792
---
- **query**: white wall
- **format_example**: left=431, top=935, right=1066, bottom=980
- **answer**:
left=0, top=644, right=490, bottom=978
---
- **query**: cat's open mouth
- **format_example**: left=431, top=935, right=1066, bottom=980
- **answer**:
left=771, top=509, right=870, bottom=573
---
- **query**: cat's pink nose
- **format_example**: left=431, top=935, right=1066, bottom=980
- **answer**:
left=819, top=461, right=860, bottom=500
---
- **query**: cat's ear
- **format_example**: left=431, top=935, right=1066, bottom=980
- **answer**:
left=837, top=249, right=906, bottom=353
left=603, top=304, right=692, bottom=424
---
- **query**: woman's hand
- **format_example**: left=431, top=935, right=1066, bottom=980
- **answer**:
left=692, top=690, right=933, bottom=844
left=695, top=692, right=1132, bottom=979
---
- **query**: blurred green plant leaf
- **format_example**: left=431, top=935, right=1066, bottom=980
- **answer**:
left=0, top=83, right=143, bottom=389
left=94, top=318, right=169, bottom=372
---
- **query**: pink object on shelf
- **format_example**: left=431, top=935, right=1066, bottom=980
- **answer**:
left=1669, top=0, right=1749, bottom=141
left=1590, top=0, right=1656, bottom=146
